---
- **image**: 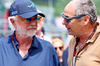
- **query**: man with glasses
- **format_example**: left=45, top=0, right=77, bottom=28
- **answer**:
left=62, top=0, right=100, bottom=66
left=0, top=0, right=60, bottom=66
left=52, top=38, right=64, bottom=66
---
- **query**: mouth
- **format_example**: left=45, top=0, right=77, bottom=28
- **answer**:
left=27, top=28, right=36, bottom=30
left=67, top=27, right=71, bottom=31
left=27, top=26, right=37, bottom=30
left=67, top=28, right=70, bottom=29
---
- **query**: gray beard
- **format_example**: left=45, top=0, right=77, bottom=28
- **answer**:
left=15, top=21, right=37, bottom=38
left=17, top=30, right=36, bottom=38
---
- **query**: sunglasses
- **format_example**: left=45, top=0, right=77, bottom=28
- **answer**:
left=61, top=13, right=86, bottom=23
left=16, top=15, right=42, bottom=23
left=55, top=46, right=63, bottom=50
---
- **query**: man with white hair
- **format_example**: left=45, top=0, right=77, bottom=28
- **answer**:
left=0, top=0, right=60, bottom=66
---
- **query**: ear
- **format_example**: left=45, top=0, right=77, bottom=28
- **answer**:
left=10, top=18, right=17, bottom=28
left=84, top=15, right=90, bottom=25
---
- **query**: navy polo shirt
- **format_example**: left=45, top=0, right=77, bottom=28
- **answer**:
left=0, top=33, right=60, bottom=66
left=62, top=47, right=69, bottom=66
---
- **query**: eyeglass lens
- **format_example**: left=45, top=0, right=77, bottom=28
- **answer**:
left=26, top=17, right=41, bottom=22
left=55, top=47, right=63, bottom=50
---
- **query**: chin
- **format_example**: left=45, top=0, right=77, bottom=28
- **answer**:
left=18, top=30, right=36, bottom=38
left=68, top=32, right=72, bottom=35
left=26, top=30, right=36, bottom=37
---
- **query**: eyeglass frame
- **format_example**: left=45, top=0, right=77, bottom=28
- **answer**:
left=61, top=13, right=86, bottom=23
left=16, top=15, right=42, bottom=24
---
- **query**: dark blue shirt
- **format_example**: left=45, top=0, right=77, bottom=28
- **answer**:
left=0, top=33, right=60, bottom=66
left=62, top=47, right=69, bottom=66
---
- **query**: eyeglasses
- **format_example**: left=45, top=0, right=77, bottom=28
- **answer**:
left=61, top=13, right=86, bottom=23
left=55, top=46, right=63, bottom=50
left=16, top=15, right=42, bottom=23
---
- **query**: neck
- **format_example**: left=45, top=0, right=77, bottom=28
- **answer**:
left=59, top=57, right=63, bottom=62
left=78, top=25, right=96, bottom=44
left=36, top=31, right=42, bottom=38
left=15, top=32, right=33, bottom=46
left=15, top=32, right=34, bottom=57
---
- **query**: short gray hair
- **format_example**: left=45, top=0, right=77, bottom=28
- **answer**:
left=8, top=16, right=16, bottom=31
left=75, top=0, right=97, bottom=24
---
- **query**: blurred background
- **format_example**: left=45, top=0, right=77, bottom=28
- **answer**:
left=0, top=0, right=100, bottom=48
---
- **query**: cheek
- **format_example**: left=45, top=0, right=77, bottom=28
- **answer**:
left=16, top=23, right=28, bottom=31
left=57, top=50, right=63, bottom=56
left=70, top=19, right=79, bottom=28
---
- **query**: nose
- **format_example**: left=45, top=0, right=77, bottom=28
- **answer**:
left=30, top=20, right=38, bottom=26
left=62, top=19, right=68, bottom=25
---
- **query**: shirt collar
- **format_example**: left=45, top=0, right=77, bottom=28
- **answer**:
left=13, top=31, right=19, bottom=47
left=30, top=35, right=39, bottom=49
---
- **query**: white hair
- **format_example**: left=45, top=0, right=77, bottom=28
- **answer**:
left=8, top=16, right=16, bottom=31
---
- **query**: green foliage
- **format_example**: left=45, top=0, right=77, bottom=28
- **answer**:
left=0, top=3, right=5, bottom=14
left=32, top=0, right=57, bottom=6
left=54, top=0, right=100, bottom=16
left=93, top=0, right=100, bottom=16
left=32, top=0, right=70, bottom=17
left=24, top=0, right=100, bottom=16
left=54, top=0, right=70, bottom=17
left=33, top=1, right=49, bottom=6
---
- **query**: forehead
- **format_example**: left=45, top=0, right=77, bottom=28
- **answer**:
left=53, top=42, right=63, bottom=47
left=64, top=1, right=76, bottom=16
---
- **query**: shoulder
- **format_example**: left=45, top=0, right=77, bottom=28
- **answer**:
left=63, top=47, right=69, bottom=54
left=0, top=35, right=12, bottom=45
left=63, top=47, right=69, bottom=58
left=35, top=36, right=57, bottom=58
left=0, top=35, right=11, bottom=41
left=34, top=36, right=54, bottom=50
left=62, top=47, right=69, bottom=66
left=0, top=35, right=12, bottom=52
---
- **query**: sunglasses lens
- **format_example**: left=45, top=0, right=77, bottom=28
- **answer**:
left=55, top=47, right=63, bottom=50
left=23, top=16, right=42, bottom=23
left=26, top=18, right=31, bottom=22
left=55, top=48, right=57, bottom=50
left=35, top=17, right=40, bottom=21
left=59, top=47, right=62, bottom=50
left=66, top=19, right=69, bottom=23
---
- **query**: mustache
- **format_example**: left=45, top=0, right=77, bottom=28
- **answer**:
left=27, top=25, right=37, bottom=30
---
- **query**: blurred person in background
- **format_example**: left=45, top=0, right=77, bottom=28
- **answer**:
left=35, top=10, right=52, bottom=43
left=62, top=47, right=69, bottom=66
left=62, top=36, right=73, bottom=66
left=52, top=38, right=64, bottom=66
left=0, top=0, right=60, bottom=66
left=41, top=27, right=45, bottom=34
left=61, top=0, right=100, bottom=66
